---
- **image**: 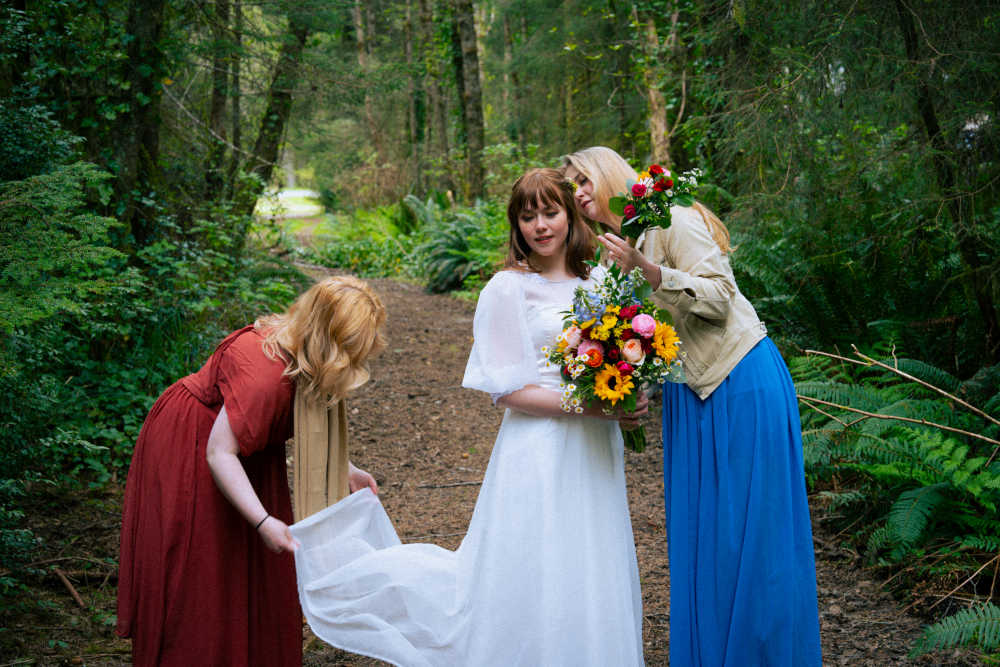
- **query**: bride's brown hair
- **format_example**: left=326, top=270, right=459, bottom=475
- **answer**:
left=505, top=168, right=596, bottom=279
left=255, top=276, right=387, bottom=403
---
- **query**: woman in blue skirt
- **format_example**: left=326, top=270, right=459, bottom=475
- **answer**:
left=563, top=146, right=822, bottom=666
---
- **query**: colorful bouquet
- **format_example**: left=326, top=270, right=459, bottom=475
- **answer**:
left=607, top=164, right=702, bottom=241
left=543, top=263, right=683, bottom=453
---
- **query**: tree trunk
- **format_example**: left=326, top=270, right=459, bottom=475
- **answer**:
left=116, top=0, right=167, bottom=247
left=895, top=0, right=1000, bottom=360
left=205, top=0, right=231, bottom=196
left=241, top=15, right=309, bottom=212
left=225, top=0, right=242, bottom=199
left=633, top=5, right=670, bottom=166
left=453, top=0, right=485, bottom=200
left=353, top=0, right=383, bottom=161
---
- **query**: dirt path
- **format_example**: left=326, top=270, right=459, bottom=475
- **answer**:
left=301, top=276, right=977, bottom=666
left=4, top=273, right=979, bottom=664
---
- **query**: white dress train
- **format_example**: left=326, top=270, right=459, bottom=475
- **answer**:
left=289, top=268, right=644, bottom=667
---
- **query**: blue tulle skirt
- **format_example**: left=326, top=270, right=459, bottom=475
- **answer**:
left=662, top=337, right=822, bottom=666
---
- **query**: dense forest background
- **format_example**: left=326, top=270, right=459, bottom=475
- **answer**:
left=2, top=0, right=1000, bottom=659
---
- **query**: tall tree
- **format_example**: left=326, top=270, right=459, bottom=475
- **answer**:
left=205, top=0, right=231, bottom=195
left=453, top=0, right=484, bottom=199
left=116, top=0, right=168, bottom=247
left=243, top=11, right=310, bottom=209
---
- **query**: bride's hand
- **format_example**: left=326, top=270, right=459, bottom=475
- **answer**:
left=587, top=392, right=649, bottom=426
left=348, top=461, right=379, bottom=495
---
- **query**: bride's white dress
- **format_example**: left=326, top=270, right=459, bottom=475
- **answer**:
left=289, top=268, right=644, bottom=667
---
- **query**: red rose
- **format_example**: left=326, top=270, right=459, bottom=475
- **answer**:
left=649, top=164, right=664, bottom=176
left=616, top=361, right=634, bottom=375
left=641, top=339, right=654, bottom=354
left=623, top=204, right=637, bottom=218
left=621, top=328, right=635, bottom=340
left=631, top=183, right=646, bottom=197
left=619, top=305, right=639, bottom=319
left=653, top=179, right=668, bottom=192
left=608, top=348, right=619, bottom=360
left=665, top=178, right=674, bottom=189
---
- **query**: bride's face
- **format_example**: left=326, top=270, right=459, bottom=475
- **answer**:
left=517, top=200, right=569, bottom=259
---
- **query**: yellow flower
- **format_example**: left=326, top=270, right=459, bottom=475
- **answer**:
left=638, top=170, right=651, bottom=181
left=652, top=323, right=680, bottom=362
left=591, top=314, right=617, bottom=342
left=579, top=317, right=596, bottom=329
left=594, top=364, right=634, bottom=406
left=605, top=305, right=621, bottom=315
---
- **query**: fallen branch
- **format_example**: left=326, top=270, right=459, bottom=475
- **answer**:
left=416, top=481, right=482, bottom=489
left=804, top=346, right=1000, bottom=428
left=53, top=568, right=85, bottom=609
left=0, top=555, right=113, bottom=578
left=796, top=395, right=1000, bottom=447
left=403, top=531, right=465, bottom=541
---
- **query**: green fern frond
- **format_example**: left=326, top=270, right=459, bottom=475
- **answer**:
left=887, top=483, right=947, bottom=548
left=911, top=602, right=1000, bottom=656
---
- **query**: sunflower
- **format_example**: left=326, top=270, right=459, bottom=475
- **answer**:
left=594, top=364, right=634, bottom=406
left=652, top=323, right=680, bottom=362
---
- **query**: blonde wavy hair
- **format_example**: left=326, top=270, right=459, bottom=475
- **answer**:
left=562, top=146, right=732, bottom=254
left=255, top=276, right=387, bottom=403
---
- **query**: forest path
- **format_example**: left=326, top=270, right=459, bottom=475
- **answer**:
left=301, top=273, right=975, bottom=666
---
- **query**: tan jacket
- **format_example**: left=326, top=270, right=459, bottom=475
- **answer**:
left=637, top=205, right=766, bottom=400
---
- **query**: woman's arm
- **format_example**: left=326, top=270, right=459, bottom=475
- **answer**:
left=497, top=384, right=648, bottom=426
left=206, top=405, right=300, bottom=553
left=599, top=213, right=735, bottom=321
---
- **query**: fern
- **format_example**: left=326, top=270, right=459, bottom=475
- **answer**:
left=886, top=484, right=947, bottom=549
left=911, top=602, right=1000, bottom=656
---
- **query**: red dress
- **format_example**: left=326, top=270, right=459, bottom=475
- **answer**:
left=116, top=326, right=301, bottom=666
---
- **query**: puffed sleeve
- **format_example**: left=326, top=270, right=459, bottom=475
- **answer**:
left=217, top=335, right=295, bottom=457
left=462, top=271, right=541, bottom=402
left=642, top=205, right=736, bottom=322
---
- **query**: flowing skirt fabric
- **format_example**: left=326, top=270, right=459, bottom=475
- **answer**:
left=290, top=411, right=644, bottom=667
left=663, top=337, right=822, bottom=666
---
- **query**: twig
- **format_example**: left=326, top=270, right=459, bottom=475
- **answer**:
left=416, top=481, right=482, bottom=489
left=925, top=552, right=1000, bottom=612
left=403, top=531, right=465, bottom=541
left=0, top=555, right=113, bottom=578
left=796, top=396, right=1000, bottom=447
left=53, top=568, right=85, bottom=609
left=804, top=347, right=1000, bottom=428
left=849, top=345, right=1000, bottom=428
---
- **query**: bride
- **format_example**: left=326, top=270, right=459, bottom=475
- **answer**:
left=290, top=168, right=646, bottom=667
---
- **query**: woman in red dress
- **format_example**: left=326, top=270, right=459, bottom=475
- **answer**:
left=116, top=276, right=387, bottom=666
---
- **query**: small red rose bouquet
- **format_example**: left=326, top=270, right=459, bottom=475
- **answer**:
left=608, top=164, right=701, bottom=241
left=543, top=264, right=682, bottom=453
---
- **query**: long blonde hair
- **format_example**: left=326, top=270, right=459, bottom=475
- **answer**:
left=255, top=276, right=387, bottom=403
left=562, top=146, right=732, bottom=254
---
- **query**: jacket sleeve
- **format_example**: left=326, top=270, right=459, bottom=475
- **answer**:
left=644, top=206, right=735, bottom=323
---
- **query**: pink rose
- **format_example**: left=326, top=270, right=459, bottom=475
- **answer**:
left=561, top=325, right=582, bottom=349
left=577, top=339, right=603, bottom=362
left=621, top=339, right=645, bottom=365
left=631, top=313, right=656, bottom=338
left=616, top=361, right=634, bottom=375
